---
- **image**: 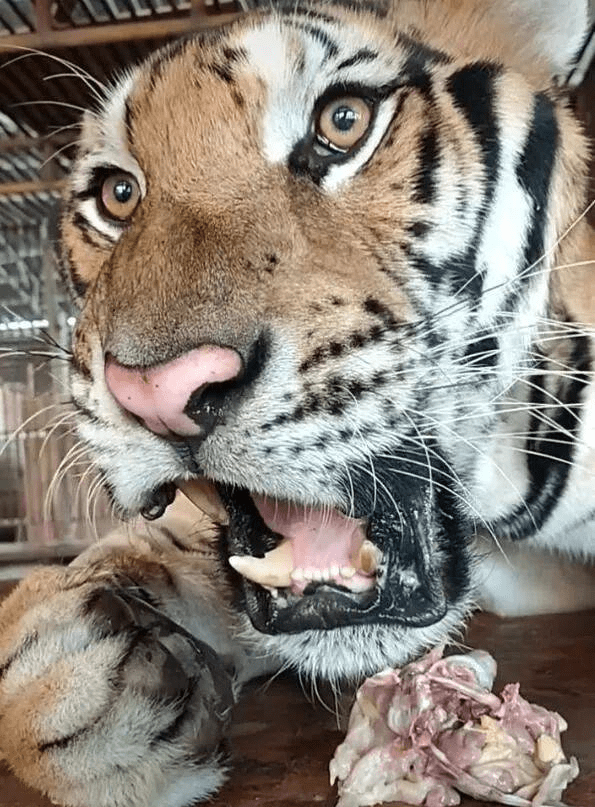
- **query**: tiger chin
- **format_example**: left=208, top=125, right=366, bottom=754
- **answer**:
left=2, top=0, right=595, bottom=805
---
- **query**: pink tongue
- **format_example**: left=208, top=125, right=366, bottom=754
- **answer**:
left=251, top=495, right=366, bottom=570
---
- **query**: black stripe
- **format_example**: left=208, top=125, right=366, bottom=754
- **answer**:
left=412, top=119, right=439, bottom=204
left=124, top=99, right=135, bottom=149
left=274, top=2, right=387, bottom=23
left=0, top=633, right=38, bottom=681
left=336, top=48, right=378, bottom=71
left=210, top=61, right=234, bottom=84
left=461, top=332, right=498, bottom=368
left=398, top=31, right=452, bottom=67
left=221, top=46, right=247, bottom=64
left=289, top=20, right=339, bottom=62
left=447, top=63, right=501, bottom=182
left=72, top=211, right=116, bottom=247
left=516, top=92, right=559, bottom=274
left=443, top=63, right=501, bottom=298
left=38, top=726, right=91, bottom=754
left=57, top=242, right=87, bottom=300
left=159, top=525, right=192, bottom=553
left=490, top=333, right=591, bottom=539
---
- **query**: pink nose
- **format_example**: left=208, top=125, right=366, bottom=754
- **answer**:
left=105, top=345, right=243, bottom=437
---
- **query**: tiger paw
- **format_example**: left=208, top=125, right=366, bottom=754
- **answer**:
left=0, top=567, right=235, bottom=807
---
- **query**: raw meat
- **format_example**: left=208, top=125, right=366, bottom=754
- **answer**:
left=330, top=648, right=578, bottom=807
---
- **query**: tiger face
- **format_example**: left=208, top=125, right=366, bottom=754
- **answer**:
left=61, top=0, right=591, bottom=677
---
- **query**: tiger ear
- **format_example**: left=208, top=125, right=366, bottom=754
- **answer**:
left=496, top=0, right=590, bottom=79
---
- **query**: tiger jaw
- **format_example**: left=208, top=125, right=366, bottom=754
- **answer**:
left=143, top=464, right=465, bottom=637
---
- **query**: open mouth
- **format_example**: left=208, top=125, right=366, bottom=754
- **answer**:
left=228, top=495, right=381, bottom=595
left=143, top=465, right=464, bottom=636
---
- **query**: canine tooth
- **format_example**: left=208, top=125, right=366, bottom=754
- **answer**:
left=178, top=478, right=229, bottom=525
left=228, top=540, right=293, bottom=588
left=356, top=540, right=381, bottom=575
left=341, top=566, right=356, bottom=579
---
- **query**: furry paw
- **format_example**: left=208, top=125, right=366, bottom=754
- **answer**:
left=0, top=567, right=235, bottom=807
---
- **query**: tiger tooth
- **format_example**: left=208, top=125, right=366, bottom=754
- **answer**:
left=356, top=540, right=382, bottom=576
left=178, top=478, right=229, bottom=525
left=228, top=540, right=293, bottom=588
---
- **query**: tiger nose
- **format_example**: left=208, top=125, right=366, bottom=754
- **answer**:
left=105, top=345, right=243, bottom=437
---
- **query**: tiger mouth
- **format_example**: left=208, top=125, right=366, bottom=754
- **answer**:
left=228, top=494, right=381, bottom=595
left=144, top=475, right=459, bottom=636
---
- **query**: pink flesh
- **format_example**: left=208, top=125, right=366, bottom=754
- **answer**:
left=252, top=495, right=371, bottom=592
left=105, top=346, right=242, bottom=437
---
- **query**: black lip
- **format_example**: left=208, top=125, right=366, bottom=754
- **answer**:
left=216, top=473, right=465, bottom=635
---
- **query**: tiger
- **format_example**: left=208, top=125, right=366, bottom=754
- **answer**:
left=1, top=0, right=595, bottom=805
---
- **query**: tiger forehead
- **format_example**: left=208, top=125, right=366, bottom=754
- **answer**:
left=126, top=43, right=265, bottom=175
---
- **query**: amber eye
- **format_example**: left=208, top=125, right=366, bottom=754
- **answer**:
left=100, top=173, right=141, bottom=221
left=316, top=95, right=372, bottom=152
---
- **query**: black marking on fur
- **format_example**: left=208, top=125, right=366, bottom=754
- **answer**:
left=72, top=211, right=112, bottom=250
left=124, top=99, right=135, bottom=149
left=490, top=333, right=590, bottom=539
left=292, top=21, right=339, bottom=62
left=408, top=221, right=431, bottom=238
left=75, top=164, right=124, bottom=202
left=57, top=241, right=87, bottom=300
left=462, top=333, right=498, bottom=368
left=222, top=46, right=247, bottom=64
left=147, top=39, right=189, bottom=92
left=515, top=93, right=559, bottom=276
left=398, top=31, right=452, bottom=68
left=38, top=725, right=93, bottom=754
left=0, top=632, right=38, bottom=682
left=150, top=686, right=194, bottom=747
left=210, top=61, right=235, bottom=84
left=336, top=48, right=378, bottom=71
left=412, top=121, right=438, bottom=205
left=364, top=296, right=405, bottom=330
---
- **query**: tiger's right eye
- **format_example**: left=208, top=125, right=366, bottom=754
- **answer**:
left=100, top=173, right=141, bottom=221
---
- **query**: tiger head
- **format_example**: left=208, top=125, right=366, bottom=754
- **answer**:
left=61, top=0, right=591, bottom=678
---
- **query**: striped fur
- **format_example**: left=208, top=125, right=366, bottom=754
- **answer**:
left=2, top=1, right=595, bottom=804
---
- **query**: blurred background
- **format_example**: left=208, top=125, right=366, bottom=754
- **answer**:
left=0, top=0, right=593, bottom=573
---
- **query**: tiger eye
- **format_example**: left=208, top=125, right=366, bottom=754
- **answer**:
left=316, top=96, right=372, bottom=152
left=100, top=173, right=141, bottom=221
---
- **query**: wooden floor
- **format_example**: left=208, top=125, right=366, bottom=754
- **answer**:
left=1, top=579, right=593, bottom=807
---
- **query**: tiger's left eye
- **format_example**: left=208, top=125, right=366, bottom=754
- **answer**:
left=316, top=96, right=372, bottom=152
left=100, top=173, right=141, bottom=221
